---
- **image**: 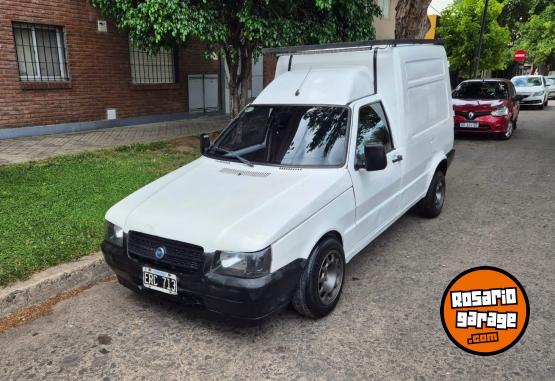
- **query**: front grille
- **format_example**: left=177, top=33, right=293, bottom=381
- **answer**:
left=455, top=110, right=492, bottom=119
left=127, top=231, right=204, bottom=274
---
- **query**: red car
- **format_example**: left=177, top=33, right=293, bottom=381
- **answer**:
left=452, top=79, right=521, bottom=140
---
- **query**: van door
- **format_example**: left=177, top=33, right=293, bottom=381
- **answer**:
left=348, top=101, right=403, bottom=245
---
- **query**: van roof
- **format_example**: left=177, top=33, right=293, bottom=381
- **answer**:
left=256, top=40, right=447, bottom=106
left=253, top=66, right=372, bottom=106
left=263, top=39, right=443, bottom=56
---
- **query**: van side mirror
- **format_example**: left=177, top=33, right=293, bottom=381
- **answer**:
left=356, top=143, right=387, bottom=171
left=200, top=133, right=211, bottom=154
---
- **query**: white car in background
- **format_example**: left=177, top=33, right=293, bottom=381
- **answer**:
left=511, top=75, right=549, bottom=109
left=546, top=77, right=555, bottom=99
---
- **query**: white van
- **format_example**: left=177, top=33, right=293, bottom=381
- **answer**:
left=102, top=40, right=455, bottom=320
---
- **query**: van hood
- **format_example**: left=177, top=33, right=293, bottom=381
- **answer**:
left=452, top=98, right=505, bottom=111
left=106, top=156, right=352, bottom=253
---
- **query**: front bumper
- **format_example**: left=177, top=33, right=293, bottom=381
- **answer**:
left=454, top=115, right=510, bottom=135
left=101, top=240, right=305, bottom=321
left=519, top=96, right=544, bottom=105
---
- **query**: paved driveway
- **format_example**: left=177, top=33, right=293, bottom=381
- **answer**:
left=0, top=104, right=554, bottom=380
left=0, top=115, right=228, bottom=165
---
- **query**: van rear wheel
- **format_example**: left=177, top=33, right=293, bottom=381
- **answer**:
left=417, top=170, right=445, bottom=218
left=292, top=237, right=345, bottom=318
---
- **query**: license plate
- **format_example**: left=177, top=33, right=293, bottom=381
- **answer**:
left=460, top=122, right=479, bottom=128
left=142, top=267, right=178, bottom=295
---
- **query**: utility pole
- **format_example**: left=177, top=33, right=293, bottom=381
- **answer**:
left=472, top=0, right=489, bottom=78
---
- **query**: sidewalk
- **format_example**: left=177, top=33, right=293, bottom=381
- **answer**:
left=0, top=115, right=229, bottom=165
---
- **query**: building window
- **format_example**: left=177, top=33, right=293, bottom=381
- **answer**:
left=377, top=0, right=389, bottom=18
left=12, top=22, right=69, bottom=82
left=129, top=41, right=176, bottom=84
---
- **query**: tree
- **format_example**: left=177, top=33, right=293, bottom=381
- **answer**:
left=395, top=0, right=432, bottom=39
left=91, top=0, right=381, bottom=116
left=495, top=0, right=551, bottom=77
left=499, top=0, right=551, bottom=42
left=515, top=4, right=555, bottom=73
left=438, top=0, right=510, bottom=78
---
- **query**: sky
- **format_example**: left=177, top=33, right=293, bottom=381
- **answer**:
left=429, top=0, right=453, bottom=15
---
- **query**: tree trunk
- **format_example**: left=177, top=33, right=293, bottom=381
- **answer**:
left=224, top=45, right=253, bottom=117
left=395, top=0, right=432, bottom=39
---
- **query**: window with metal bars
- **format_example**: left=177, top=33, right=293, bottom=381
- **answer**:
left=12, top=22, right=69, bottom=82
left=129, top=40, right=176, bottom=84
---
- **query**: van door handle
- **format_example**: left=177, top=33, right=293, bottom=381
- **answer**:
left=392, top=155, right=403, bottom=163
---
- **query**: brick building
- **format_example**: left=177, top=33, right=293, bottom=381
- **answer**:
left=0, top=0, right=224, bottom=131
left=0, top=0, right=394, bottom=134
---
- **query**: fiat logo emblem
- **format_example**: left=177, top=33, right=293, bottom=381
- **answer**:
left=154, top=247, right=166, bottom=260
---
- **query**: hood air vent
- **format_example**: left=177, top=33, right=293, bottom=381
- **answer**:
left=219, top=168, right=270, bottom=177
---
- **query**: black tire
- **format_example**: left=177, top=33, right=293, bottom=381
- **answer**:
left=538, top=103, right=544, bottom=110
left=498, top=120, right=514, bottom=140
left=417, top=170, right=446, bottom=218
left=292, top=237, right=345, bottom=319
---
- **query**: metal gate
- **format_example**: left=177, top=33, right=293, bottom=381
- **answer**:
left=188, top=74, right=219, bottom=113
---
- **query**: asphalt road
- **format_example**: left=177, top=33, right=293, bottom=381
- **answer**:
left=1, top=103, right=554, bottom=380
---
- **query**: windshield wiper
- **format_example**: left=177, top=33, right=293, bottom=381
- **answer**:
left=209, top=146, right=254, bottom=167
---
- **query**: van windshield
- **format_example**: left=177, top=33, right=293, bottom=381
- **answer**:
left=453, top=81, right=508, bottom=100
left=512, top=77, right=543, bottom=87
left=207, top=105, right=349, bottom=167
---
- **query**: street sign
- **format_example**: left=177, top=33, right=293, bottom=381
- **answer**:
left=514, top=50, right=527, bottom=63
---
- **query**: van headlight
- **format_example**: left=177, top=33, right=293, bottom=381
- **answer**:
left=105, top=221, right=124, bottom=247
left=212, top=247, right=272, bottom=278
left=532, top=91, right=544, bottom=97
left=491, top=106, right=509, bottom=116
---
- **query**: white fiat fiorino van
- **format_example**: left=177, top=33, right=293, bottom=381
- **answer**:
left=102, top=40, right=455, bottom=320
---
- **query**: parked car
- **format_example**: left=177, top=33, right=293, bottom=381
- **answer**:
left=452, top=79, right=521, bottom=140
left=511, top=75, right=549, bottom=109
left=101, top=41, right=454, bottom=320
left=546, top=77, right=555, bottom=99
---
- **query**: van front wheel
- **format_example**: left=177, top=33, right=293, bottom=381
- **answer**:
left=417, top=170, right=446, bottom=218
left=292, top=237, right=345, bottom=318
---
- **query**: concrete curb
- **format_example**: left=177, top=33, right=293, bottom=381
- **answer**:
left=0, top=252, right=112, bottom=318
left=0, top=111, right=224, bottom=140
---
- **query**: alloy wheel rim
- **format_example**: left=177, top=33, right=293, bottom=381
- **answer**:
left=505, top=122, right=513, bottom=138
left=318, top=250, right=343, bottom=305
left=435, top=180, right=445, bottom=209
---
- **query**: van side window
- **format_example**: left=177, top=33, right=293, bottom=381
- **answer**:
left=356, top=103, right=393, bottom=162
